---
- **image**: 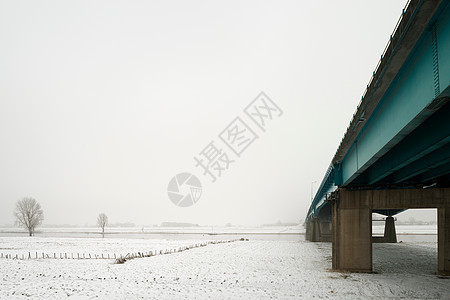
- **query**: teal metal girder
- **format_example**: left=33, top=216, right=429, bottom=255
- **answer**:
left=339, top=2, right=450, bottom=186
left=306, top=164, right=336, bottom=218
left=410, top=161, right=450, bottom=182
left=373, top=209, right=405, bottom=217
left=350, top=101, right=450, bottom=186
left=437, top=1, right=450, bottom=94
left=306, top=1, right=450, bottom=222
left=388, top=143, right=450, bottom=184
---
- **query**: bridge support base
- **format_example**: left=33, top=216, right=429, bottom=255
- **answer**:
left=384, top=216, right=397, bottom=243
left=332, top=192, right=372, bottom=272
left=311, top=218, right=320, bottom=242
left=331, top=188, right=450, bottom=274
left=305, top=218, right=332, bottom=242
left=373, top=216, right=397, bottom=243
left=438, top=207, right=450, bottom=276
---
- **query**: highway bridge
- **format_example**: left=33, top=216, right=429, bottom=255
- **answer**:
left=305, top=0, right=450, bottom=275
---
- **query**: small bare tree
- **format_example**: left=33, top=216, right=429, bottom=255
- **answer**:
left=14, top=197, right=44, bottom=236
left=97, top=213, right=108, bottom=234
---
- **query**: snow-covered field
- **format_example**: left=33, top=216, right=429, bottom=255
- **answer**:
left=0, top=234, right=449, bottom=299
left=0, top=237, right=216, bottom=259
left=372, top=224, right=437, bottom=235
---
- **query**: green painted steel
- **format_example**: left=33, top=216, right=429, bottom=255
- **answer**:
left=437, top=3, right=450, bottom=94
left=340, top=3, right=450, bottom=186
left=350, top=102, right=450, bottom=186
left=307, top=1, right=450, bottom=220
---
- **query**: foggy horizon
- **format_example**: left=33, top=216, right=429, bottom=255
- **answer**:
left=1, top=0, right=436, bottom=228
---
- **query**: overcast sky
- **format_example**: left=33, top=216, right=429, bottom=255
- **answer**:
left=2, top=0, right=433, bottom=226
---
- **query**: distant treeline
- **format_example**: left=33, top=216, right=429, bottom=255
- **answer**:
left=396, top=220, right=437, bottom=225
left=262, top=221, right=299, bottom=227
left=160, top=222, right=200, bottom=227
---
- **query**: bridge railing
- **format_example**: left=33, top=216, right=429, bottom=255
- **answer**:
left=307, top=0, right=423, bottom=222
left=307, top=164, right=336, bottom=220
left=333, top=0, right=414, bottom=164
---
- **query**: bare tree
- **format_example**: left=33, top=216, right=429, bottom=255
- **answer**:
left=97, top=213, right=108, bottom=234
left=14, top=197, right=44, bottom=236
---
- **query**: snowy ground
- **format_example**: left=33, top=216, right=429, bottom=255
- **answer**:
left=0, top=235, right=449, bottom=299
left=372, top=224, right=437, bottom=235
left=0, top=237, right=211, bottom=259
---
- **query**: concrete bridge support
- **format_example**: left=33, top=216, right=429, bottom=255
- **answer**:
left=383, top=216, right=397, bottom=243
left=305, top=204, right=332, bottom=242
left=332, top=191, right=372, bottom=272
left=438, top=207, right=450, bottom=275
left=331, top=188, right=450, bottom=274
left=373, top=216, right=397, bottom=243
left=310, top=218, right=321, bottom=242
left=305, top=218, right=332, bottom=242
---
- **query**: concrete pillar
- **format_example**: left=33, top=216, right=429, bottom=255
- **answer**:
left=383, top=216, right=397, bottom=243
left=319, top=220, right=332, bottom=242
left=305, top=220, right=311, bottom=241
left=306, top=218, right=332, bottom=242
left=311, top=218, right=321, bottom=242
left=438, top=207, right=450, bottom=275
left=332, top=191, right=372, bottom=272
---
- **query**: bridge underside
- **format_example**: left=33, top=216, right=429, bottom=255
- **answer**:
left=347, top=99, right=450, bottom=190
left=305, top=0, right=450, bottom=275
left=306, top=99, right=450, bottom=243
left=349, top=98, right=450, bottom=218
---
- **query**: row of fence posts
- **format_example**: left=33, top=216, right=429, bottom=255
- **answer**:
left=0, top=238, right=247, bottom=263
left=0, top=251, right=119, bottom=260
left=114, top=239, right=243, bottom=264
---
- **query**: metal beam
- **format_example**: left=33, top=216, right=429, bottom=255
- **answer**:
left=349, top=101, right=450, bottom=186
left=389, top=143, right=450, bottom=183
left=411, top=161, right=450, bottom=183
left=333, top=0, right=444, bottom=165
